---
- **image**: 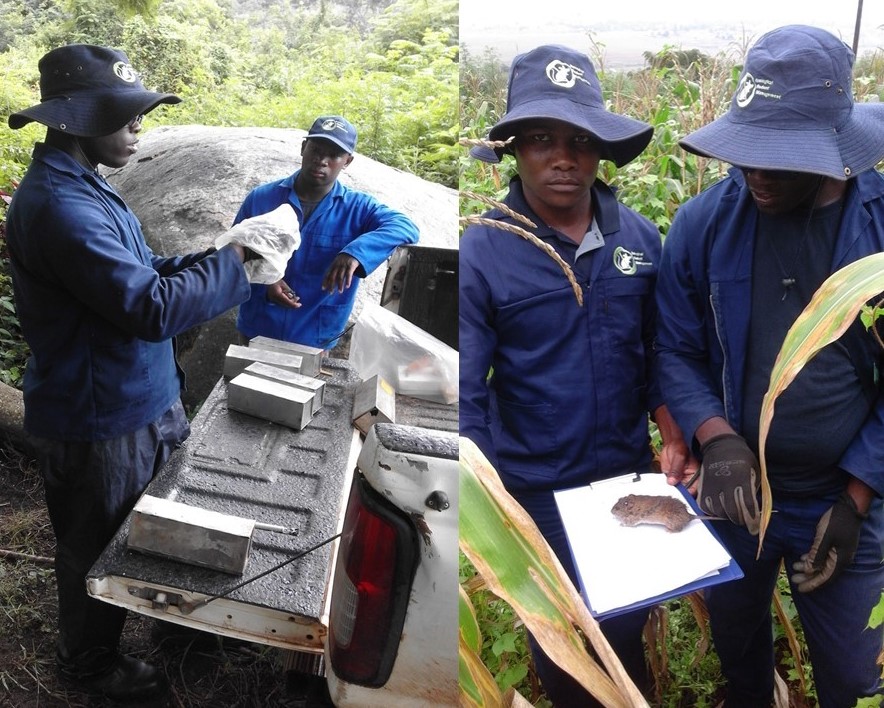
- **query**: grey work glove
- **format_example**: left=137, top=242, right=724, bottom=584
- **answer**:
left=790, top=492, right=867, bottom=593
left=697, top=433, right=762, bottom=535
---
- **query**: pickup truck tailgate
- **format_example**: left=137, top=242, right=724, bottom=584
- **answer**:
left=87, top=358, right=437, bottom=652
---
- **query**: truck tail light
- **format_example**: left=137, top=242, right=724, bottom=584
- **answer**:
left=327, top=471, right=420, bottom=687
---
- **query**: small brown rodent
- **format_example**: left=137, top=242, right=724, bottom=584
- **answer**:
left=611, top=494, right=718, bottom=533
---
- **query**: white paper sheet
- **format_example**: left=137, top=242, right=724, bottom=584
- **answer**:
left=554, top=473, right=734, bottom=616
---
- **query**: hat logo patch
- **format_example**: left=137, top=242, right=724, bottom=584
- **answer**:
left=545, top=59, right=589, bottom=89
left=321, top=118, right=348, bottom=133
left=113, top=61, right=138, bottom=83
left=735, top=73, right=756, bottom=107
left=736, top=72, right=781, bottom=108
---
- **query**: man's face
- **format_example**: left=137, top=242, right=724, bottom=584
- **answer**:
left=79, top=115, right=143, bottom=169
left=299, top=138, right=353, bottom=190
left=512, top=118, right=600, bottom=215
left=741, top=168, right=824, bottom=215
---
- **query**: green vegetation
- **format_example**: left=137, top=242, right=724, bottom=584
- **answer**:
left=460, top=40, right=884, bottom=228
left=459, top=38, right=884, bottom=706
left=0, top=0, right=458, bottom=188
left=460, top=534, right=548, bottom=705
left=0, top=0, right=458, bottom=387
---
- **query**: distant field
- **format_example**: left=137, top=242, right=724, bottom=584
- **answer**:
left=461, top=23, right=884, bottom=71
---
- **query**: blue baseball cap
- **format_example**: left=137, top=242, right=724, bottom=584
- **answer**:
left=8, top=44, right=180, bottom=137
left=472, top=44, right=653, bottom=166
left=306, top=115, right=358, bottom=153
left=680, top=25, right=884, bottom=180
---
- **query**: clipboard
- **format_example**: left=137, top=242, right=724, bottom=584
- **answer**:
left=554, top=473, right=743, bottom=619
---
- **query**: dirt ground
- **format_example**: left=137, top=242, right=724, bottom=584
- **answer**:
left=0, top=443, right=327, bottom=708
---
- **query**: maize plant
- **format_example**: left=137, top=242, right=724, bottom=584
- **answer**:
left=757, top=252, right=884, bottom=550
left=459, top=438, right=649, bottom=708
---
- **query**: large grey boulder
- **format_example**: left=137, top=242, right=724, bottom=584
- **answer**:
left=0, top=381, right=30, bottom=456
left=103, top=125, right=458, bottom=412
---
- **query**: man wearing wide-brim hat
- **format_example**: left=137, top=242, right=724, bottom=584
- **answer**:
left=460, top=44, right=695, bottom=706
left=656, top=25, right=884, bottom=706
left=5, top=44, right=263, bottom=701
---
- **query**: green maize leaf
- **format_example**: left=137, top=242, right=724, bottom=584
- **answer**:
left=458, top=582, right=536, bottom=708
left=459, top=575, right=512, bottom=706
left=459, top=438, right=649, bottom=708
left=868, top=592, right=884, bottom=630
left=459, top=631, right=505, bottom=708
left=460, top=584, right=483, bottom=654
left=758, top=252, right=884, bottom=549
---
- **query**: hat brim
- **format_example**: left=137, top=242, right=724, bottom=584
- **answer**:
left=487, top=97, right=653, bottom=167
left=9, top=89, right=181, bottom=137
left=680, top=102, right=884, bottom=180
left=469, top=143, right=505, bottom=163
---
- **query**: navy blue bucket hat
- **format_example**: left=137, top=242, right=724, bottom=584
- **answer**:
left=472, top=44, right=653, bottom=166
left=680, top=25, right=884, bottom=180
left=306, top=115, right=358, bottom=153
left=8, top=44, right=180, bottom=137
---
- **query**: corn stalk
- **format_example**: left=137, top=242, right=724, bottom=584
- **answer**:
left=461, top=581, right=536, bottom=707
left=460, top=584, right=508, bottom=707
left=757, top=252, right=884, bottom=549
left=459, top=438, right=649, bottom=708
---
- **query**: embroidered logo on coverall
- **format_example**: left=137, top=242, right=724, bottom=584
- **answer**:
left=613, top=246, right=651, bottom=275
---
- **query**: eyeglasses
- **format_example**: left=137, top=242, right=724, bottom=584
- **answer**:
left=128, top=114, right=145, bottom=129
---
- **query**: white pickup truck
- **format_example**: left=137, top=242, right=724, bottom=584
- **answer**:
left=86, top=246, right=459, bottom=706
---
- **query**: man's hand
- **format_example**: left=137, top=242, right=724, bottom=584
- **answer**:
left=697, top=433, right=761, bottom=534
left=230, top=244, right=261, bottom=263
left=790, top=492, right=867, bottom=593
left=322, top=254, right=360, bottom=294
left=266, top=280, right=301, bottom=308
left=652, top=405, right=700, bottom=487
left=660, top=437, right=699, bottom=488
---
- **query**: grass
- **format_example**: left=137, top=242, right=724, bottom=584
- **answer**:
left=646, top=598, right=723, bottom=707
left=461, top=551, right=821, bottom=707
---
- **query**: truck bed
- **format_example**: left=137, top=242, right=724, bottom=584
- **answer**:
left=87, top=357, right=456, bottom=652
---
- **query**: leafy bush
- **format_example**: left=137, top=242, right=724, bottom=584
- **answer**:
left=0, top=192, right=27, bottom=389
left=0, top=0, right=459, bottom=388
left=1, top=0, right=458, bottom=188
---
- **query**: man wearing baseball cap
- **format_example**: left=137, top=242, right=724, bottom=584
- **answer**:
left=656, top=25, right=884, bottom=706
left=6, top=44, right=265, bottom=701
left=233, top=114, right=419, bottom=349
left=460, top=44, right=694, bottom=705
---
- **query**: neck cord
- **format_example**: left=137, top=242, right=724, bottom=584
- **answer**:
left=767, top=177, right=824, bottom=301
left=72, top=137, right=99, bottom=174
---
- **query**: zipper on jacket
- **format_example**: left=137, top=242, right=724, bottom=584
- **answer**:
left=709, top=291, right=730, bottom=423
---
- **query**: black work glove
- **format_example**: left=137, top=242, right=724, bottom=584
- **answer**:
left=697, top=433, right=761, bottom=535
left=790, top=492, right=867, bottom=593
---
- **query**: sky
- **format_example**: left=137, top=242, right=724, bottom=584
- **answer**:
left=460, top=0, right=884, bottom=69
